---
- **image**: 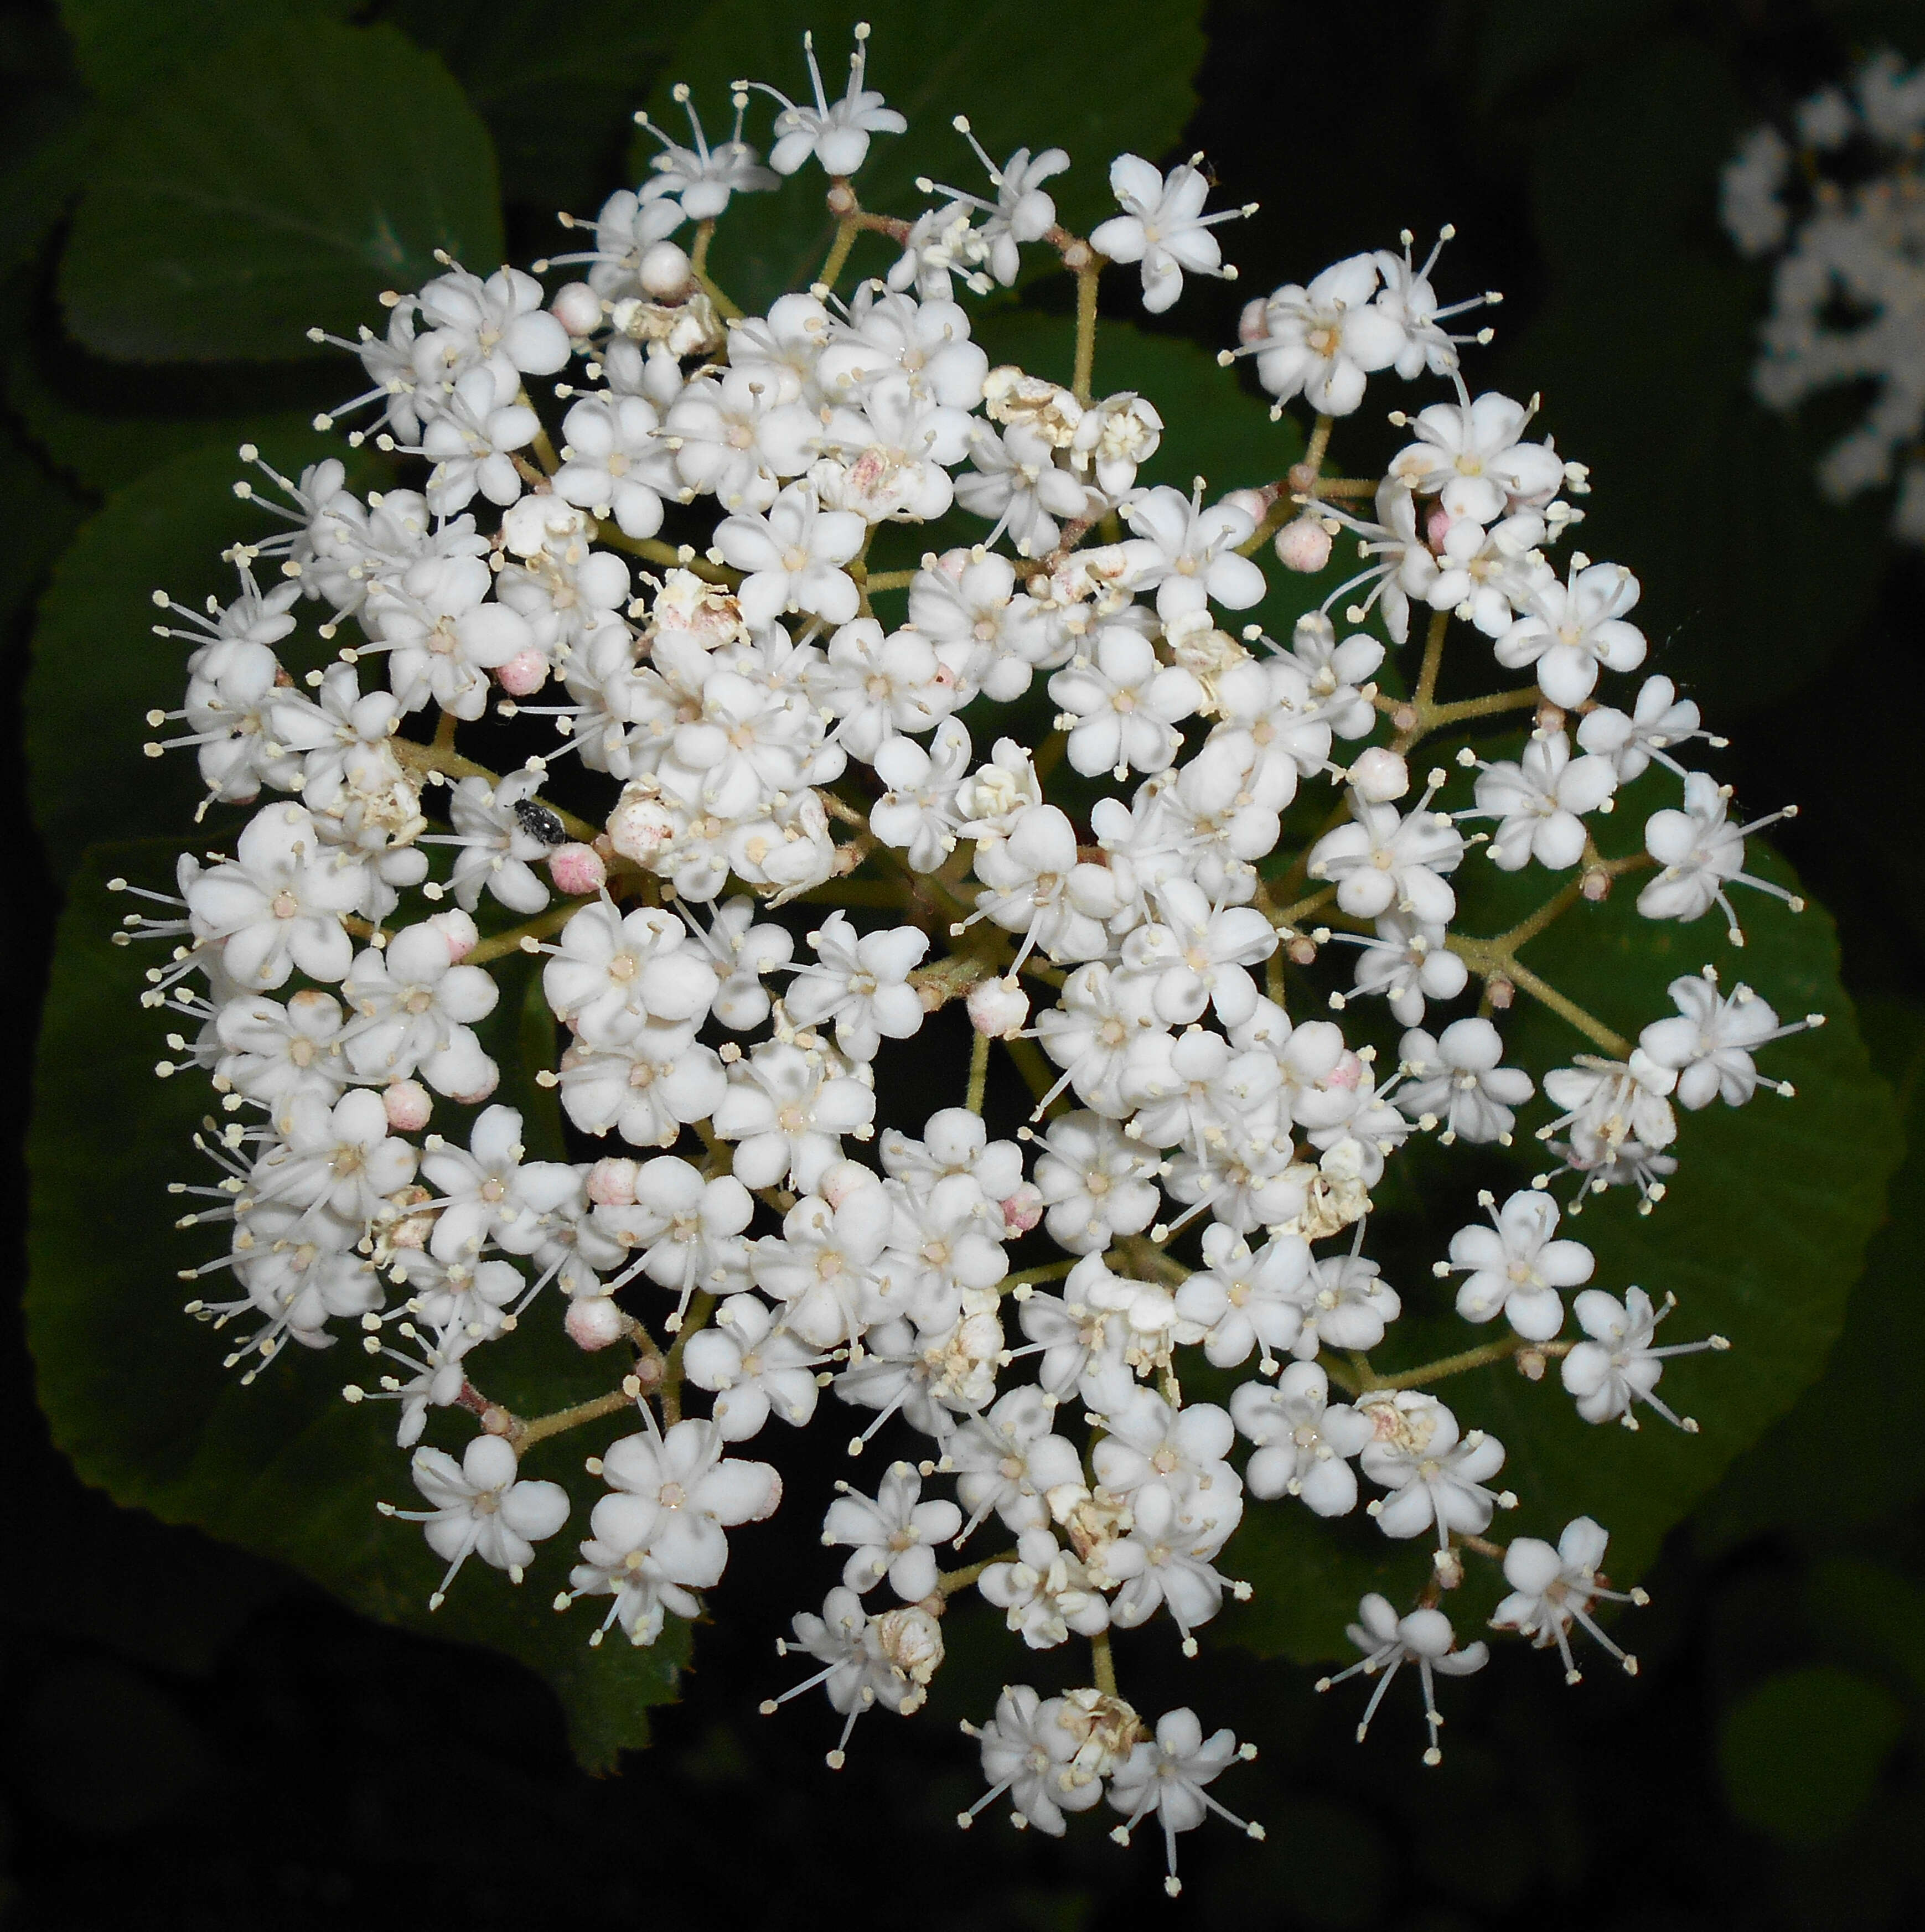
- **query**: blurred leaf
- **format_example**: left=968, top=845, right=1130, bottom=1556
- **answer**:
left=1719, top=1665, right=1902, bottom=1843
left=0, top=417, right=86, bottom=635
left=1467, top=0, right=1664, bottom=113
left=1234, top=831, right=1897, bottom=1662
left=25, top=847, right=688, bottom=1770
left=56, top=0, right=362, bottom=98
left=0, top=95, right=94, bottom=278
left=1698, top=1002, right=1925, bottom=1552
left=392, top=0, right=680, bottom=210
left=1496, top=38, right=1889, bottom=711
left=59, top=16, right=503, bottom=362
left=23, top=433, right=362, bottom=882
left=1807, top=1557, right=1925, bottom=1701
left=636, top=0, right=1208, bottom=315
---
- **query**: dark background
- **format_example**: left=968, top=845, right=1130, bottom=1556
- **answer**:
left=6, top=1, right=1925, bottom=1925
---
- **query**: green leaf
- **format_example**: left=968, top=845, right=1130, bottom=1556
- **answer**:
left=1231, top=832, right=1900, bottom=1664
left=26, top=846, right=687, bottom=1769
left=1495, top=37, right=1890, bottom=711
left=1698, top=1002, right=1925, bottom=1552
left=59, top=15, right=503, bottom=363
left=24, top=433, right=364, bottom=882
left=1719, top=1666, right=1903, bottom=1843
left=56, top=0, right=363, bottom=100
left=391, top=0, right=679, bottom=211
left=635, top=0, right=1208, bottom=316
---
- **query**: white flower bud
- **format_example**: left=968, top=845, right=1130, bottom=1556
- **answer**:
left=383, top=1079, right=432, bottom=1132
left=550, top=280, right=603, bottom=336
left=565, top=1294, right=627, bottom=1351
left=586, top=1156, right=639, bottom=1207
left=638, top=240, right=693, bottom=298
left=429, top=908, right=480, bottom=963
left=1274, top=515, right=1333, bottom=574
left=1349, top=747, right=1411, bottom=802
left=967, top=973, right=1029, bottom=1038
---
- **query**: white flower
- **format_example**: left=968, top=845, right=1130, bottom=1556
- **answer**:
left=1389, top=388, right=1567, bottom=525
left=1468, top=730, right=1617, bottom=871
left=922, top=123, right=1070, bottom=288
left=714, top=1038, right=877, bottom=1194
left=380, top=1434, right=570, bottom=1609
left=1239, top=254, right=1406, bottom=414
left=1307, top=785, right=1465, bottom=923
left=1561, top=1287, right=1729, bottom=1429
left=1637, top=771, right=1803, bottom=944
left=251, top=1087, right=417, bottom=1226
left=542, top=900, right=718, bottom=1050
left=958, top=1685, right=1108, bottom=1835
left=1049, top=627, right=1203, bottom=778
left=635, top=85, right=777, bottom=225
left=714, top=482, right=866, bottom=628
left=955, top=421, right=1086, bottom=557
left=682, top=1293, right=824, bottom=1440
left=1638, top=968, right=1818, bottom=1109
left=1440, top=1188, right=1592, bottom=1340
left=1105, top=1707, right=1261, bottom=1897
left=971, top=802, right=1117, bottom=967
left=429, top=768, right=554, bottom=917
left=979, top=1528, right=1111, bottom=1649
left=1491, top=1516, right=1645, bottom=1681
left=783, top=912, right=929, bottom=1063
left=824, top=1460, right=962, bottom=1600
left=1093, top=154, right=1250, bottom=315
left=340, top=923, right=499, bottom=1100
left=1116, top=484, right=1266, bottom=624
left=1032, top=1111, right=1160, bottom=1255
left=188, top=802, right=367, bottom=990
left=1359, top=1390, right=1512, bottom=1551
left=1231, top=1363, right=1372, bottom=1514
left=806, top=620, right=955, bottom=760
left=420, top=1104, right=581, bottom=1262
left=871, top=718, right=971, bottom=871
left=213, top=990, right=351, bottom=1110
left=1495, top=559, right=1646, bottom=707
left=1173, top=1225, right=1312, bottom=1371
left=1317, top=1595, right=1488, bottom=1764
left=1396, top=1017, right=1534, bottom=1145
left=752, top=24, right=906, bottom=178
left=665, top=364, right=816, bottom=512
left=552, top=392, right=679, bottom=540
left=763, top=1587, right=938, bottom=1765
left=1575, top=673, right=1719, bottom=783
left=1339, top=915, right=1469, bottom=1027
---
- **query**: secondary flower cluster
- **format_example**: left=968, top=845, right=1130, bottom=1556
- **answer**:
left=1722, top=46, right=1925, bottom=541
left=127, top=23, right=1818, bottom=1896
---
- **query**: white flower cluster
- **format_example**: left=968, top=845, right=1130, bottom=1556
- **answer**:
left=1722, top=46, right=1925, bottom=541
left=125, top=22, right=1823, bottom=1895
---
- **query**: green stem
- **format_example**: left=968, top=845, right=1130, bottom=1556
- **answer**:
left=515, top=1385, right=637, bottom=1449
left=1072, top=262, right=1100, bottom=403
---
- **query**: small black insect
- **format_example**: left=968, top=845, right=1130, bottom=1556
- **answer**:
left=514, top=797, right=568, bottom=847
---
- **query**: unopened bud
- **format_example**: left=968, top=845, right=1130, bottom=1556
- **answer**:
left=1220, top=487, right=1269, bottom=525
left=549, top=842, right=607, bottom=896
left=819, top=1158, right=875, bottom=1209
left=1487, top=977, right=1515, bottom=1010
left=1580, top=867, right=1611, bottom=902
left=1000, top=1183, right=1044, bottom=1237
left=1275, top=515, right=1333, bottom=574
left=429, top=908, right=480, bottom=963
left=1348, top=746, right=1410, bottom=803
left=638, top=240, right=692, bottom=299
left=550, top=280, right=603, bottom=336
left=495, top=647, right=550, bottom=697
left=967, top=974, right=1028, bottom=1038
left=566, top=1295, right=627, bottom=1351
left=1515, top=1348, right=1548, bottom=1382
left=384, top=1080, right=432, bottom=1133
left=586, top=1156, right=639, bottom=1207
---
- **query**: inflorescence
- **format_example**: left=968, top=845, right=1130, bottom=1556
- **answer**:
left=125, top=23, right=1820, bottom=1897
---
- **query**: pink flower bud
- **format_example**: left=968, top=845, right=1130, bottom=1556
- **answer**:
left=586, top=1156, right=639, bottom=1207
left=1000, top=1183, right=1044, bottom=1237
left=428, top=908, right=480, bottom=962
left=1327, top=1050, right=1363, bottom=1092
left=547, top=842, right=606, bottom=897
left=1349, top=746, right=1410, bottom=803
left=967, top=975, right=1029, bottom=1038
left=819, top=1158, right=875, bottom=1209
left=638, top=240, right=692, bottom=298
left=1238, top=296, right=1270, bottom=346
left=551, top=280, right=603, bottom=336
left=566, top=1296, right=627, bottom=1351
left=384, top=1079, right=433, bottom=1132
left=1222, top=488, right=1270, bottom=525
left=1274, top=515, right=1333, bottom=574
left=1426, top=503, right=1453, bottom=550
left=495, top=648, right=550, bottom=697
